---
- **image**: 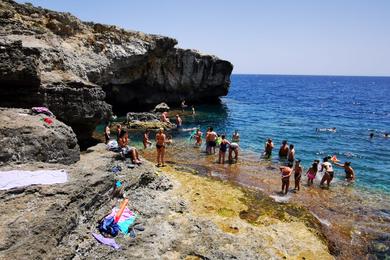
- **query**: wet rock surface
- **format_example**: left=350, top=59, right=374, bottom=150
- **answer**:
left=0, top=107, right=79, bottom=165
left=0, top=144, right=332, bottom=259
left=0, top=0, right=233, bottom=141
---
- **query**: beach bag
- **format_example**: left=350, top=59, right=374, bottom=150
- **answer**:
left=98, top=216, right=120, bottom=237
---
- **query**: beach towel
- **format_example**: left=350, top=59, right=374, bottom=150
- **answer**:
left=0, top=170, right=67, bottom=190
left=105, top=207, right=137, bottom=234
left=92, top=233, right=120, bottom=249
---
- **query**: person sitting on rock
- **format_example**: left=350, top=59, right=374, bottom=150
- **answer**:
left=118, top=129, right=141, bottom=164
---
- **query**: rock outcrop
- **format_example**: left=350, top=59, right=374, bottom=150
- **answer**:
left=0, top=0, right=233, bottom=141
left=0, top=108, right=79, bottom=165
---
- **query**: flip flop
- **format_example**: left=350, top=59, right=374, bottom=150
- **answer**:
left=127, top=164, right=135, bottom=169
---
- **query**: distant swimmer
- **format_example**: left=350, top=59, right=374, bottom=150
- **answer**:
left=293, top=160, right=303, bottom=191
left=232, top=130, right=240, bottom=143
left=264, top=138, right=274, bottom=159
left=218, top=135, right=230, bottom=164
left=320, top=157, right=334, bottom=187
left=278, top=140, right=289, bottom=158
left=334, top=161, right=355, bottom=182
left=229, top=142, right=239, bottom=163
left=384, top=132, right=389, bottom=138
left=287, top=144, right=295, bottom=167
left=280, top=166, right=292, bottom=195
left=306, top=161, right=319, bottom=186
left=369, top=133, right=374, bottom=139
left=316, top=127, right=336, bottom=132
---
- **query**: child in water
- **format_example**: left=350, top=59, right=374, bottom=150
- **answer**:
left=218, top=135, right=230, bottom=164
left=280, top=166, right=292, bottom=195
left=306, top=160, right=319, bottom=186
left=293, top=160, right=303, bottom=191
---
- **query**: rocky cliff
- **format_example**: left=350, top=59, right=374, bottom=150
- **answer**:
left=0, top=0, right=233, bottom=141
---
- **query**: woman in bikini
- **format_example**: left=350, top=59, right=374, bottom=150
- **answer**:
left=156, top=128, right=166, bottom=167
left=218, top=135, right=230, bottom=164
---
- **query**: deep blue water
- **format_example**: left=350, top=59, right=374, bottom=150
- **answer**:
left=183, top=75, right=390, bottom=193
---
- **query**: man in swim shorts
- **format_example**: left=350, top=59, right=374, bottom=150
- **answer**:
left=287, top=144, right=295, bottom=167
left=156, top=128, right=166, bottom=167
left=207, top=127, right=217, bottom=154
left=293, top=159, right=303, bottom=191
left=280, top=166, right=292, bottom=195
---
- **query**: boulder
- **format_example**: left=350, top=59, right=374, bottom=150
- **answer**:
left=0, top=108, right=80, bottom=165
left=152, top=102, right=170, bottom=113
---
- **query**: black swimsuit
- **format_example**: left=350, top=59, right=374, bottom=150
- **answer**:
left=220, top=142, right=228, bottom=152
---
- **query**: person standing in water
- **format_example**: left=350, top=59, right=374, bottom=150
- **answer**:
left=320, top=157, right=334, bottom=187
left=334, top=161, right=355, bottom=182
left=207, top=127, right=217, bottom=154
left=229, top=142, right=239, bottom=163
left=293, top=160, right=303, bottom=191
left=104, top=123, right=111, bottom=144
left=280, top=166, right=292, bottom=195
left=175, top=114, right=182, bottom=128
left=306, top=161, right=319, bottom=186
left=278, top=140, right=289, bottom=158
left=218, top=135, right=231, bottom=164
left=287, top=144, right=295, bottom=167
left=143, top=130, right=152, bottom=149
left=156, top=128, right=167, bottom=167
left=232, top=130, right=240, bottom=143
left=264, top=138, right=274, bottom=158
left=194, top=128, right=203, bottom=146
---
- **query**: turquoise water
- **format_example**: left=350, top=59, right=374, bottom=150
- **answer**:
left=174, top=75, right=390, bottom=194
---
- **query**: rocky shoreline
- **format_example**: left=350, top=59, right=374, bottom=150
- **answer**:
left=0, top=144, right=333, bottom=259
left=0, top=0, right=233, bottom=143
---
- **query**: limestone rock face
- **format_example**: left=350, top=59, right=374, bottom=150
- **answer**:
left=0, top=108, right=80, bottom=165
left=0, top=0, right=233, bottom=141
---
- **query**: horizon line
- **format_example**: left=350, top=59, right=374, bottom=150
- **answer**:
left=231, top=73, right=390, bottom=78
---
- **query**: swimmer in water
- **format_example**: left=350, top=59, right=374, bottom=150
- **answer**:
left=218, top=135, right=231, bottom=164
left=384, top=132, right=389, bottom=138
left=334, top=161, right=355, bottom=182
left=306, top=161, right=319, bottom=186
left=192, top=105, right=196, bottom=115
left=369, top=133, right=374, bottom=139
left=280, top=166, right=292, bottom=195
left=232, top=130, right=240, bottom=143
left=316, top=127, right=336, bottom=132
left=264, top=138, right=274, bottom=159
left=293, top=159, right=303, bottom=191
left=181, top=100, right=187, bottom=112
left=320, top=157, right=334, bottom=187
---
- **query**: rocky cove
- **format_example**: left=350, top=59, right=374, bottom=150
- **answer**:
left=0, top=1, right=338, bottom=259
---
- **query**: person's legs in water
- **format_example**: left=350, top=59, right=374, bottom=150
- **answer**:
left=221, top=151, right=226, bottom=164
left=218, top=150, right=223, bottom=164
left=326, top=173, right=334, bottom=186
left=320, top=173, right=328, bottom=186
left=228, top=148, right=233, bottom=162
left=284, top=179, right=290, bottom=194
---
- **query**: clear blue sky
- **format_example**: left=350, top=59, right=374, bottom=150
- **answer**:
left=18, top=0, right=390, bottom=76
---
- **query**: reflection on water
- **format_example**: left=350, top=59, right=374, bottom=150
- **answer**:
left=138, top=132, right=390, bottom=259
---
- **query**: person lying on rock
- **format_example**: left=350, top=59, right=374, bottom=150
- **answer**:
left=118, top=129, right=142, bottom=165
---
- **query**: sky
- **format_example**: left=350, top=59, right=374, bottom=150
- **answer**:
left=17, top=0, right=390, bottom=76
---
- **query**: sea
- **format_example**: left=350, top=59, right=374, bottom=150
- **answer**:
left=101, top=74, right=390, bottom=257
left=180, top=74, right=390, bottom=194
